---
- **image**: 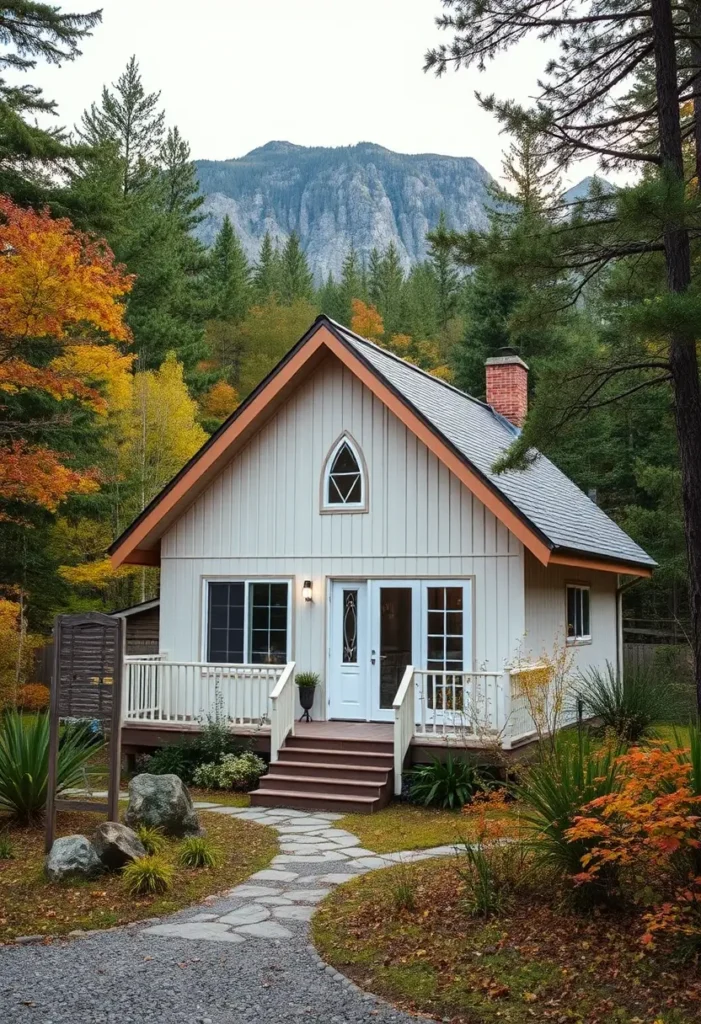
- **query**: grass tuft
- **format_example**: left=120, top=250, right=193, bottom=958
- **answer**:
left=135, top=823, right=167, bottom=855
left=122, top=855, right=173, bottom=896
left=178, top=836, right=221, bottom=869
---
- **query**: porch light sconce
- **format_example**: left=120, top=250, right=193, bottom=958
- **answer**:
left=302, top=580, right=313, bottom=603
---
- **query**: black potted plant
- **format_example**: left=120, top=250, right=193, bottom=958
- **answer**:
left=295, top=672, right=320, bottom=722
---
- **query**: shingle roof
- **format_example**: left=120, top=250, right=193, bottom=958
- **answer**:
left=330, top=320, right=655, bottom=570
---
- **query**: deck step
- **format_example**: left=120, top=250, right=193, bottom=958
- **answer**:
left=272, top=760, right=389, bottom=783
left=249, top=788, right=382, bottom=815
left=257, top=772, right=388, bottom=798
left=280, top=745, right=393, bottom=767
left=284, top=735, right=393, bottom=755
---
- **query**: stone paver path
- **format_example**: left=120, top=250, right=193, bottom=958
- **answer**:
left=0, top=803, right=458, bottom=1023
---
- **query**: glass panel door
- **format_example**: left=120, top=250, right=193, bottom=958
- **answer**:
left=378, top=587, right=413, bottom=709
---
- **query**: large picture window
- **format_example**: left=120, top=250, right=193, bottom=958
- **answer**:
left=322, top=435, right=366, bottom=510
left=206, top=581, right=290, bottom=664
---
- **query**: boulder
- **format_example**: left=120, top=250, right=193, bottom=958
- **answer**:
left=124, top=773, right=200, bottom=837
left=45, top=835, right=103, bottom=882
left=93, top=821, right=146, bottom=870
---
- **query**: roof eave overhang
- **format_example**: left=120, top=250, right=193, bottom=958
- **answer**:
left=548, top=550, right=654, bottom=578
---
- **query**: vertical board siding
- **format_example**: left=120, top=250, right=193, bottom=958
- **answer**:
left=524, top=551, right=618, bottom=675
left=159, top=356, right=527, bottom=709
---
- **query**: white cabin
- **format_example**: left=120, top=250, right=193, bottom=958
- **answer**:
left=111, top=317, right=654, bottom=812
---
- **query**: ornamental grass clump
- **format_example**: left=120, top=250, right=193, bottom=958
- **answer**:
left=122, top=855, right=173, bottom=896
left=178, top=836, right=221, bottom=869
left=136, top=824, right=167, bottom=855
left=459, top=789, right=531, bottom=918
left=514, top=731, right=623, bottom=891
left=410, top=753, right=482, bottom=809
left=0, top=712, right=100, bottom=824
left=580, top=661, right=670, bottom=742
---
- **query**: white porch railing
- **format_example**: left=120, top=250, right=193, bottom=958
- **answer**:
left=123, top=658, right=291, bottom=726
left=413, top=668, right=506, bottom=738
left=269, top=661, right=296, bottom=762
left=392, top=665, right=415, bottom=795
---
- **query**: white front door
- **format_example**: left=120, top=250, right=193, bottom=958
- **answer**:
left=327, top=581, right=369, bottom=719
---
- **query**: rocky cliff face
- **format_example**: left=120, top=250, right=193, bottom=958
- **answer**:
left=195, top=141, right=494, bottom=280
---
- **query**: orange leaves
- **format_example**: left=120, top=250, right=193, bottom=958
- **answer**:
left=200, top=380, right=239, bottom=421
left=0, top=196, right=133, bottom=347
left=350, top=298, right=384, bottom=341
left=0, top=196, right=134, bottom=512
left=0, top=441, right=99, bottom=512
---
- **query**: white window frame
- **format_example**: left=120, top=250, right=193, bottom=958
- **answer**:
left=320, top=432, right=368, bottom=513
left=566, top=583, right=591, bottom=644
left=201, top=578, right=292, bottom=664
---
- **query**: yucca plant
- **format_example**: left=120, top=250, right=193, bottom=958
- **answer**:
left=0, top=712, right=100, bottom=824
left=580, top=661, right=669, bottom=742
left=122, top=855, right=173, bottom=896
left=178, top=836, right=221, bottom=869
left=514, top=731, right=623, bottom=880
left=136, top=824, right=167, bottom=855
left=410, top=753, right=481, bottom=810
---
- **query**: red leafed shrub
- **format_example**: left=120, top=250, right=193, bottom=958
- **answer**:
left=16, top=683, right=50, bottom=711
left=566, top=745, right=701, bottom=949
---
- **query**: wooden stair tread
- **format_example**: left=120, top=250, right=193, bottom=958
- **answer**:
left=250, top=787, right=377, bottom=804
left=274, top=760, right=390, bottom=774
left=261, top=773, right=384, bottom=789
left=282, top=746, right=393, bottom=760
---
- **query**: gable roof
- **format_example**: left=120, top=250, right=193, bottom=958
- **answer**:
left=109, top=316, right=654, bottom=576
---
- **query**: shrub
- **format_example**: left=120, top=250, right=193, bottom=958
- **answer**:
left=136, top=824, right=166, bottom=855
left=459, top=789, right=531, bottom=918
left=410, top=753, right=482, bottom=809
left=16, top=683, right=50, bottom=711
left=192, top=751, right=267, bottom=791
left=580, top=661, right=670, bottom=742
left=146, top=743, right=196, bottom=780
left=0, top=834, right=14, bottom=859
left=0, top=712, right=101, bottom=824
left=178, top=836, right=221, bottom=869
left=122, top=855, right=173, bottom=896
left=514, top=732, right=622, bottom=885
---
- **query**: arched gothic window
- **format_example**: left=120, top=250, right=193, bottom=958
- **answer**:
left=322, top=435, right=367, bottom=510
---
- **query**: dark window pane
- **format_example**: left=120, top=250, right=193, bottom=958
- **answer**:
left=346, top=476, right=362, bottom=503
left=343, top=590, right=358, bottom=664
left=428, top=636, right=445, bottom=661
left=567, top=587, right=577, bottom=638
left=270, top=606, right=287, bottom=629
left=227, top=630, right=244, bottom=662
left=446, top=639, right=463, bottom=663
left=251, top=606, right=269, bottom=630
left=427, top=611, right=444, bottom=635
left=209, top=583, right=229, bottom=606
left=332, top=442, right=359, bottom=474
left=210, top=605, right=228, bottom=629
left=428, top=587, right=444, bottom=610
left=445, top=587, right=463, bottom=610
left=582, top=588, right=590, bottom=636
left=251, top=583, right=271, bottom=606
left=270, top=583, right=288, bottom=606
left=446, top=612, right=463, bottom=635
left=446, top=661, right=463, bottom=672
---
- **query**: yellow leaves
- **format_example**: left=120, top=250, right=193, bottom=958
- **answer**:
left=351, top=298, right=384, bottom=341
left=50, top=344, right=136, bottom=415
left=200, top=380, right=239, bottom=421
left=58, top=558, right=140, bottom=591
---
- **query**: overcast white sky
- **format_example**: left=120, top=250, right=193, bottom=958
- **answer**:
left=23, top=0, right=605, bottom=186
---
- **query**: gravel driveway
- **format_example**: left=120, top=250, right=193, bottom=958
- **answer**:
left=0, top=805, right=456, bottom=1024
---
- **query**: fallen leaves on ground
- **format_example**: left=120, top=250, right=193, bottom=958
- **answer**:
left=312, top=858, right=701, bottom=1024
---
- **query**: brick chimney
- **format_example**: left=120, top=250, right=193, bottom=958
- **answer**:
left=485, top=348, right=529, bottom=428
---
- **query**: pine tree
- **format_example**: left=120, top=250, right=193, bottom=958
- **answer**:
left=317, top=272, right=346, bottom=322
left=208, top=216, right=251, bottom=323
left=252, top=232, right=282, bottom=301
left=159, top=126, right=203, bottom=228
left=372, top=243, right=405, bottom=337
left=0, top=3, right=102, bottom=205
left=338, top=247, right=364, bottom=323
left=428, top=212, right=460, bottom=329
left=280, top=232, right=314, bottom=303
left=78, top=54, right=165, bottom=196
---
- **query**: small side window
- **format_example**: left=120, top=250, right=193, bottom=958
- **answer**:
left=566, top=584, right=591, bottom=642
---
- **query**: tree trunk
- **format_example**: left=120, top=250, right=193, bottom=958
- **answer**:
left=651, top=0, right=701, bottom=714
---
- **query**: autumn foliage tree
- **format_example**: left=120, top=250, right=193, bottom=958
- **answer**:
left=0, top=197, right=133, bottom=517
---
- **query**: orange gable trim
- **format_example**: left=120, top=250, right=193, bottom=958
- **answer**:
left=548, top=552, right=653, bottom=578
left=109, top=319, right=648, bottom=577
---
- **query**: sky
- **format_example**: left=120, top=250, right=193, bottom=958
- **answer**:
left=23, top=0, right=604, bottom=186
